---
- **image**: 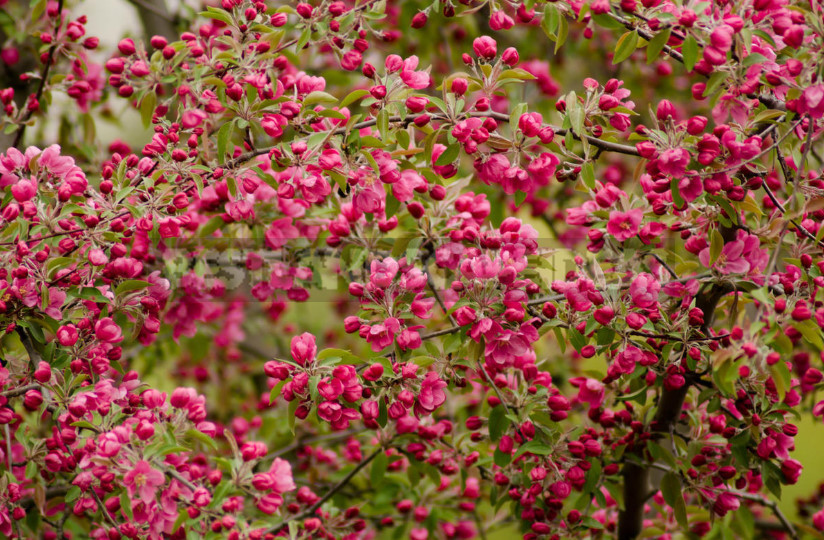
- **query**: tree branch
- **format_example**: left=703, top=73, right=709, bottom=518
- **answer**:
left=734, top=491, right=798, bottom=540
left=618, top=282, right=732, bottom=539
left=265, top=446, right=384, bottom=534
left=10, top=0, right=64, bottom=149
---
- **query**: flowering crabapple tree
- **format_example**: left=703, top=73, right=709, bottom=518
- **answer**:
left=1, top=0, right=824, bottom=538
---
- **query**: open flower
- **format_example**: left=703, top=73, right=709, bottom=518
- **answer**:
left=124, top=460, right=165, bottom=505
left=606, top=209, right=642, bottom=241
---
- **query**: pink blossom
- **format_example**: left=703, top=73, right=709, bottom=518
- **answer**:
left=366, top=318, right=401, bottom=351
left=57, top=324, right=79, bottom=347
left=657, top=148, right=690, bottom=178
left=699, top=231, right=767, bottom=275
left=400, top=56, right=431, bottom=89
left=606, top=208, right=643, bottom=241
left=799, top=84, right=824, bottom=118
left=94, top=317, right=123, bottom=343
left=270, top=457, right=296, bottom=492
left=472, top=36, right=497, bottom=59
left=123, top=460, right=165, bottom=505
left=629, top=273, right=660, bottom=308
left=574, top=378, right=605, bottom=409
left=370, top=257, right=400, bottom=288
left=290, top=332, right=317, bottom=365
left=416, top=372, right=447, bottom=413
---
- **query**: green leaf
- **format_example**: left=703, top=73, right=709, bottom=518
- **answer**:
left=581, top=162, right=595, bottom=189
left=488, top=406, right=509, bottom=442
left=568, top=99, right=585, bottom=136
left=200, top=7, right=234, bottom=25
left=340, top=89, right=370, bottom=109
left=287, top=398, right=299, bottom=435
left=613, top=31, right=639, bottom=64
left=31, top=0, right=46, bottom=22
left=139, top=92, right=157, bottom=128
left=647, top=28, right=672, bottom=63
left=513, top=440, right=553, bottom=460
left=115, top=280, right=151, bottom=296
left=435, top=144, right=460, bottom=166
left=385, top=192, right=400, bottom=218
left=370, top=451, right=389, bottom=486
left=316, top=348, right=361, bottom=364
left=795, top=320, right=824, bottom=350
left=769, top=360, right=791, bottom=401
left=710, top=229, right=724, bottom=265
left=172, top=509, right=189, bottom=534
left=65, top=485, right=81, bottom=502
left=316, top=109, right=347, bottom=120
left=493, top=447, right=511, bottom=467
left=661, top=472, right=688, bottom=527
left=509, top=102, right=528, bottom=132
left=555, top=16, right=568, bottom=53
left=303, top=91, right=339, bottom=107
left=703, top=70, right=729, bottom=97
left=185, top=428, right=219, bottom=451
left=378, top=398, right=388, bottom=427
left=498, top=69, right=537, bottom=81
left=591, top=13, right=626, bottom=31
left=671, top=177, right=685, bottom=208
left=269, top=379, right=286, bottom=405
left=682, top=35, right=699, bottom=71
left=541, top=4, right=560, bottom=40
left=410, top=355, right=437, bottom=368
left=73, top=287, right=110, bottom=303
left=216, top=121, right=233, bottom=164
left=582, top=459, right=602, bottom=494
left=742, top=53, right=768, bottom=67
left=567, top=327, right=587, bottom=352
left=120, top=491, right=134, bottom=520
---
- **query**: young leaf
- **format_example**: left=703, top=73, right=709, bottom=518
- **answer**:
left=646, top=28, right=672, bottom=64
left=435, top=144, right=460, bottom=166
left=613, top=31, right=639, bottom=64
left=661, top=472, right=688, bottom=527
left=488, top=405, right=510, bottom=442
left=682, top=34, right=699, bottom=71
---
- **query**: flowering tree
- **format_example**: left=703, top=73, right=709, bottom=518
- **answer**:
left=0, top=0, right=823, bottom=538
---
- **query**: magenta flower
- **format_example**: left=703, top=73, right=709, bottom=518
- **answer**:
left=269, top=457, right=296, bottom=493
left=123, top=460, right=165, bottom=505
left=574, top=378, right=605, bottom=409
left=94, top=317, right=122, bottom=343
left=657, top=148, right=690, bottom=178
left=290, top=332, right=317, bottom=365
left=629, top=273, right=661, bottom=308
left=698, top=231, right=767, bottom=275
left=416, top=372, right=447, bottom=414
left=799, top=84, right=824, bottom=118
left=606, top=208, right=642, bottom=241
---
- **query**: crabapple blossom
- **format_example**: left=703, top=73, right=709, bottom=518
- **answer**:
left=0, top=0, right=821, bottom=539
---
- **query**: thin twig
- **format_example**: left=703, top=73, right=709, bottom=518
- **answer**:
left=224, top=110, right=640, bottom=171
left=421, top=326, right=462, bottom=340
left=4, top=424, right=11, bottom=470
left=266, top=446, right=385, bottom=534
left=11, top=0, right=64, bottom=148
left=125, top=0, right=176, bottom=23
left=526, top=272, right=713, bottom=306
left=0, top=383, right=40, bottom=398
left=266, top=429, right=365, bottom=459
left=166, top=468, right=197, bottom=491
left=733, top=491, right=798, bottom=540
left=427, top=273, right=457, bottom=326
left=651, top=253, right=677, bottom=279
left=91, top=490, right=117, bottom=527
